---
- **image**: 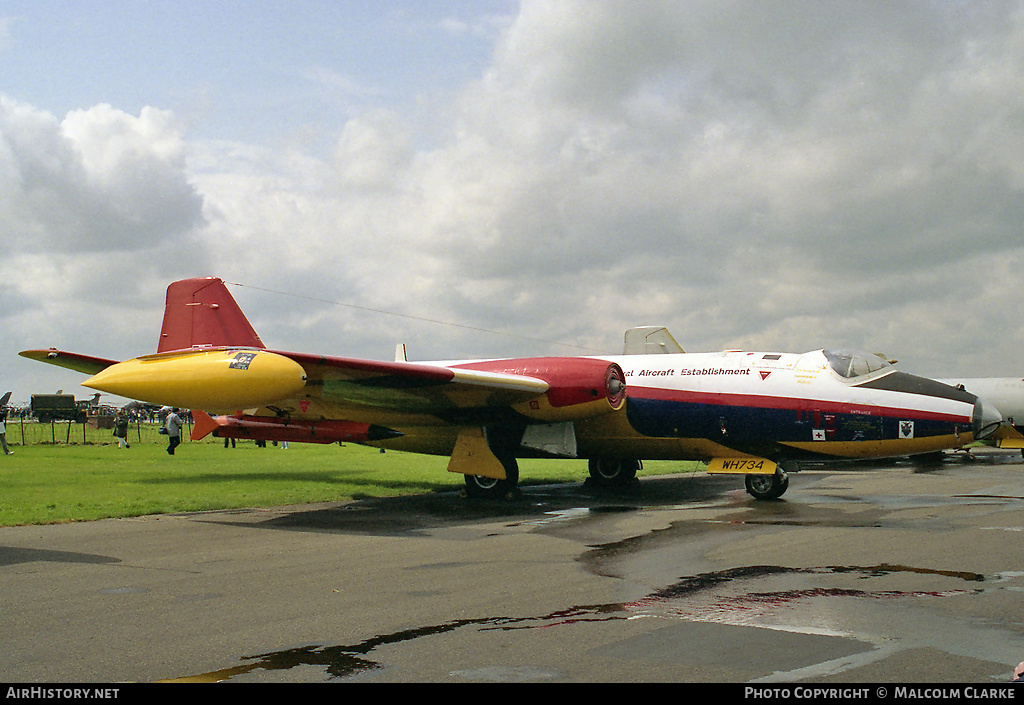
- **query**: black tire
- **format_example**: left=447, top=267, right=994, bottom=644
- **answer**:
left=588, top=458, right=640, bottom=486
left=464, top=458, right=520, bottom=499
left=744, top=470, right=789, bottom=500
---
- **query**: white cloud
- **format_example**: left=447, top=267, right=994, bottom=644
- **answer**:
left=7, top=1, right=1024, bottom=406
left=0, top=98, right=209, bottom=391
left=0, top=99, right=204, bottom=256
left=180, top=1, right=1024, bottom=375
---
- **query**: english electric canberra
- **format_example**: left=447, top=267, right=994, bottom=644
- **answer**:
left=21, top=278, right=1003, bottom=500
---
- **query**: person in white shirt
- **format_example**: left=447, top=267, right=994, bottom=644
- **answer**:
left=0, top=405, right=11, bottom=455
left=165, top=408, right=184, bottom=455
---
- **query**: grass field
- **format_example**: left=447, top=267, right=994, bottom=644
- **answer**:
left=0, top=427, right=702, bottom=526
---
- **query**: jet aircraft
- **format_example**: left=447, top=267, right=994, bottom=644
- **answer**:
left=938, top=377, right=1024, bottom=451
left=20, top=277, right=1003, bottom=500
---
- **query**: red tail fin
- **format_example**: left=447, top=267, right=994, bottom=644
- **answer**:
left=157, top=278, right=265, bottom=352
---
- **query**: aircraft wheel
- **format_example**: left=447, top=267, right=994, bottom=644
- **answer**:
left=744, top=470, right=789, bottom=500
left=464, top=459, right=520, bottom=500
left=588, top=458, right=640, bottom=486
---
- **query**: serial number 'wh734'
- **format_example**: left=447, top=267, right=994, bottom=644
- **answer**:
left=706, top=457, right=778, bottom=475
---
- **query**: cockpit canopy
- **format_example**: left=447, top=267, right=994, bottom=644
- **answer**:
left=823, top=349, right=894, bottom=379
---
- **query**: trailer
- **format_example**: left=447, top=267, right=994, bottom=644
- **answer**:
left=30, top=394, right=85, bottom=423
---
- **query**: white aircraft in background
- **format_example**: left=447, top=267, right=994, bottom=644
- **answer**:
left=939, top=377, right=1024, bottom=452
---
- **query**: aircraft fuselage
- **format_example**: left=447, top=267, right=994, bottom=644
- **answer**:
left=371, top=348, right=989, bottom=465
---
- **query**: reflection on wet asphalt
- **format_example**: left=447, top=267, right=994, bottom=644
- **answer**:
left=169, top=455, right=1023, bottom=682
left=168, top=561, right=992, bottom=682
left=7, top=451, right=1023, bottom=683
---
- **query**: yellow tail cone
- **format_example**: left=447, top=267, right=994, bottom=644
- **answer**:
left=84, top=349, right=307, bottom=411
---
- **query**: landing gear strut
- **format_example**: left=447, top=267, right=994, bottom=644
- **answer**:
left=744, top=468, right=789, bottom=500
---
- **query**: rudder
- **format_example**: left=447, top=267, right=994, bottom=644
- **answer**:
left=157, top=277, right=265, bottom=352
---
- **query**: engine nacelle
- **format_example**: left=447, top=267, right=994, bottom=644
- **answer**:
left=455, top=357, right=626, bottom=423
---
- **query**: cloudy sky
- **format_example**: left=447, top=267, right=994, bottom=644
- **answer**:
left=2, top=0, right=1024, bottom=405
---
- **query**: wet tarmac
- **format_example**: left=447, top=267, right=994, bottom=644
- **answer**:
left=1, top=449, right=1023, bottom=683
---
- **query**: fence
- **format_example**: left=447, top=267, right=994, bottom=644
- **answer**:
left=6, top=418, right=218, bottom=446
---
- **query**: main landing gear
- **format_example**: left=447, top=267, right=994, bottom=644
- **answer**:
left=587, top=457, right=641, bottom=487
left=464, top=453, right=791, bottom=500
left=463, top=457, right=642, bottom=500
left=463, top=457, right=520, bottom=500
left=744, top=468, right=790, bottom=500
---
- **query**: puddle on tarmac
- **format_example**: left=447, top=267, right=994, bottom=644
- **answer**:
left=625, top=563, right=986, bottom=637
left=514, top=505, right=638, bottom=527
left=163, top=563, right=990, bottom=682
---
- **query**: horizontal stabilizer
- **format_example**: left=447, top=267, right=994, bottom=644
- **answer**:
left=19, top=349, right=118, bottom=376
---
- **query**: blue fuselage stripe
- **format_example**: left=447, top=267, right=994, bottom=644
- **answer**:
left=625, top=397, right=965, bottom=444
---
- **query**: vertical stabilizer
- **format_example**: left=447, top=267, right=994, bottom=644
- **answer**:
left=157, top=277, right=265, bottom=352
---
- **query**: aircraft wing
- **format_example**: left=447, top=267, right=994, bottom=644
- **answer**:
left=20, top=278, right=624, bottom=424
left=988, top=423, right=1024, bottom=449
left=274, top=350, right=553, bottom=415
left=35, top=343, right=625, bottom=426
left=19, top=349, right=119, bottom=376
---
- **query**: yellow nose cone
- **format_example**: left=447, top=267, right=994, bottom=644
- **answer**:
left=85, top=349, right=307, bottom=411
